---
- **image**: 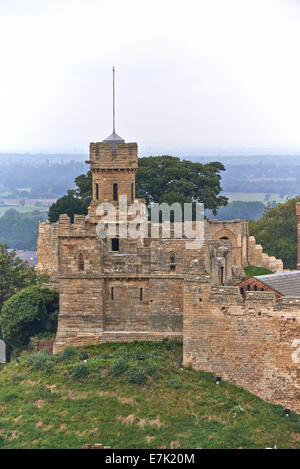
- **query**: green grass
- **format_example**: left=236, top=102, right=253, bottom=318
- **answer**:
left=0, top=341, right=299, bottom=449
left=244, top=265, right=273, bottom=277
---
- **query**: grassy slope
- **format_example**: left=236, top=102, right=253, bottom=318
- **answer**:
left=0, top=341, right=299, bottom=450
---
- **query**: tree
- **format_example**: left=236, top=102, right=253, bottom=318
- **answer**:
left=249, top=197, right=300, bottom=270
left=69, top=171, right=92, bottom=207
left=48, top=194, right=88, bottom=223
left=136, top=156, right=228, bottom=214
left=0, top=244, right=36, bottom=313
left=60, top=156, right=228, bottom=217
left=0, top=286, right=58, bottom=348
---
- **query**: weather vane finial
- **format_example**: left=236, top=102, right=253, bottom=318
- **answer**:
left=113, top=65, right=115, bottom=133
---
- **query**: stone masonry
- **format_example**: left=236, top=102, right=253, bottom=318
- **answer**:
left=36, top=131, right=298, bottom=412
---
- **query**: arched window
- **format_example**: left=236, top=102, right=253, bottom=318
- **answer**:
left=78, top=253, right=84, bottom=271
left=170, top=254, right=176, bottom=272
left=247, top=284, right=251, bottom=291
left=254, top=285, right=258, bottom=291
left=95, top=183, right=99, bottom=200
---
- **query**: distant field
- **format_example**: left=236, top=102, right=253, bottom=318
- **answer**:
left=0, top=206, right=48, bottom=218
left=223, top=193, right=287, bottom=204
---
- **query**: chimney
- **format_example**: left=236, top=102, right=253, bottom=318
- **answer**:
left=297, top=202, right=300, bottom=270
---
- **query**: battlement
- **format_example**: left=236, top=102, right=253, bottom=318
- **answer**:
left=88, top=142, right=138, bottom=169
left=57, top=214, right=95, bottom=238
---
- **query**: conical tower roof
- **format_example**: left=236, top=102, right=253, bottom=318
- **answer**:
left=103, top=132, right=125, bottom=143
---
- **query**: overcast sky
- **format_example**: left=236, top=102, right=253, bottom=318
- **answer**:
left=1, top=0, right=300, bottom=155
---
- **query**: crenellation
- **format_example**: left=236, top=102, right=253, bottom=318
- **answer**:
left=36, top=131, right=298, bottom=412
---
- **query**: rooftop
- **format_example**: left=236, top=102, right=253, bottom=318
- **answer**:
left=254, top=270, right=300, bottom=296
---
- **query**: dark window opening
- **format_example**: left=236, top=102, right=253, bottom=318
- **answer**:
left=78, top=253, right=84, bottom=271
left=240, top=287, right=244, bottom=296
left=261, top=288, right=264, bottom=291
left=254, top=285, right=258, bottom=291
left=131, top=183, right=134, bottom=201
left=113, top=183, right=118, bottom=201
left=112, top=238, right=119, bottom=251
left=140, top=288, right=143, bottom=301
left=95, top=183, right=99, bottom=200
left=220, top=266, right=224, bottom=285
left=247, top=284, right=251, bottom=291
left=170, top=255, right=176, bottom=272
left=111, top=287, right=114, bottom=300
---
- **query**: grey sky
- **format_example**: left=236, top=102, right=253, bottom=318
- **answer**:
left=1, top=0, right=300, bottom=154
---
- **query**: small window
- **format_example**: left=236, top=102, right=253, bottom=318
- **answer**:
left=113, top=183, right=118, bottom=201
left=140, top=288, right=143, bottom=301
left=112, top=238, right=119, bottom=251
left=170, top=255, right=176, bottom=272
left=95, top=183, right=99, bottom=200
left=111, top=287, right=114, bottom=300
left=254, top=285, right=257, bottom=291
left=131, top=183, right=134, bottom=201
left=261, top=288, right=264, bottom=291
left=78, top=253, right=84, bottom=271
left=247, top=285, right=251, bottom=291
left=240, top=287, right=244, bottom=296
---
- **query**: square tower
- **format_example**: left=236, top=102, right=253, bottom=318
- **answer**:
left=87, top=133, right=138, bottom=219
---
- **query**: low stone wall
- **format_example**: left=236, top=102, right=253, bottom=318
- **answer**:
left=33, top=339, right=54, bottom=354
left=184, top=285, right=300, bottom=413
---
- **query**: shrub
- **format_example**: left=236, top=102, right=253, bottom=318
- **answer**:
left=0, top=286, right=59, bottom=349
left=127, top=366, right=147, bottom=385
left=60, top=345, right=77, bottom=361
left=27, top=350, right=53, bottom=373
left=0, top=286, right=47, bottom=347
left=112, top=358, right=128, bottom=377
left=114, top=346, right=131, bottom=361
left=11, top=374, right=25, bottom=384
left=145, top=359, right=158, bottom=376
left=71, top=362, right=89, bottom=380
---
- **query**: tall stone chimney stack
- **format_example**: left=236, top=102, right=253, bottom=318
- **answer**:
left=296, top=202, right=300, bottom=269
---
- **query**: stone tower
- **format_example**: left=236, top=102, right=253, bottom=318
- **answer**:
left=87, top=133, right=138, bottom=222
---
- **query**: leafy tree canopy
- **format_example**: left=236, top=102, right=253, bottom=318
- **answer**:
left=0, top=244, right=37, bottom=312
left=48, top=194, right=88, bottom=223
left=48, top=156, right=228, bottom=221
left=136, top=156, right=228, bottom=214
left=249, top=197, right=300, bottom=270
left=0, top=286, right=58, bottom=348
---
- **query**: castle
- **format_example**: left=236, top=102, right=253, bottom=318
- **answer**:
left=36, top=128, right=299, bottom=413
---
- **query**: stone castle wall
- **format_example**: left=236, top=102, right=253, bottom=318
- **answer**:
left=183, top=285, right=300, bottom=412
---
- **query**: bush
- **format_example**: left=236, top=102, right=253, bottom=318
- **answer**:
left=114, top=346, right=131, bottom=361
left=112, top=358, right=128, bottom=377
left=27, top=350, right=53, bottom=374
left=0, top=286, right=59, bottom=349
left=60, top=345, right=77, bottom=361
left=127, top=366, right=147, bottom=385
left=71, top=362, right=89, bottom=380
left=145, top=359, right=158, bottom=376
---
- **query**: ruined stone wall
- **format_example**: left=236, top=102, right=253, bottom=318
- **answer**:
left=205, top=219, right=283, bottom=273
left=184, top=286, right=300, bottom=412
left=36, top=220, right=59, bottom=280
left=205, top=219, right=248, bottom=268
left=248, top=235, right=283, bottom=273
